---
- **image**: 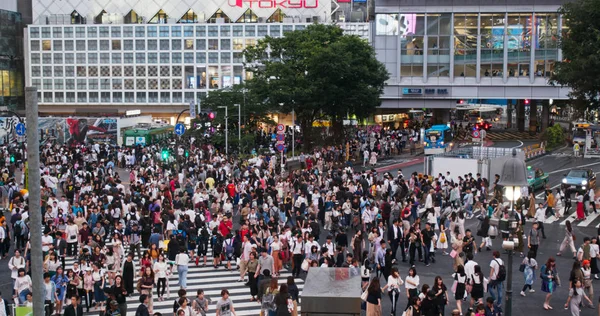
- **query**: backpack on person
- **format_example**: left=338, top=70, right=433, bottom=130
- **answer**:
left=494, top=259, right=507, bottom=282
left=224, top=240, right=234, bottom=257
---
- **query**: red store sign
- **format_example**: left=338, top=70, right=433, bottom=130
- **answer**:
left=229, top=0, right=319, bottom=8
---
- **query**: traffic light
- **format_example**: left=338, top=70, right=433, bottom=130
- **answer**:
left=185, top=150, right=189, bottom=158
left=161, top=149, right=169, bottom=161
left=208, top=112, right=215, bottom=120
left=524, top=99, right=530, bottom=105
left=9, top=154, right=14, bottom=163
left=458, top=100, right=464, bottom=104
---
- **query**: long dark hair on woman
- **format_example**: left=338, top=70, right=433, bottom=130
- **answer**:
left=368, top=277, right=381, bottom=294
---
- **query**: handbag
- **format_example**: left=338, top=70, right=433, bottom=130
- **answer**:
left=449, top=250, right=457, bottom=258
left=519, top=263, right=526, bottom=272
left=301, top=259, right=310, bottom=271
left=489, top=218, right=499, bottom=226
left=361, top=278, right=372, bottom=302
left=451, top=280, right=457, bottom=293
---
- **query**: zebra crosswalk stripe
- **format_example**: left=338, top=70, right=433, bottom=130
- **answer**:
left=63, top=251, right=303, bottom=316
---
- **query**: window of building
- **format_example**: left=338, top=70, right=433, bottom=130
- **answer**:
left=88, top=27, right=97, bottom=37
left=269, top=25, right=281, bottom=37
left=31, top=53, right=40, bottom=64
left=124, top=66, right=134, bottom=77
left=236, top=9, right=258, bottom=23
left=77, top=66, right=86, bottom=77
left=233, top=25, right=243, bottom=36
left=89, top=92, right=98, bottom=102
left=148, top=26, right=157, bottom=37
left=184, top=52, right=194, bottom=63
left=124, top=53, right=134, bottom=64
left=99, top=40, right=109, bottom=50
left=77, top=79, right=86, bottom=89
left=55, top=92, right=64, bottom=102
left=135, top=26, right=145, bottom=37
left=99, top=26, right=109, bottom=37
left=209, top=52, right=219, bottom=63
left=95, top=10, right=108, bottom=24
left=31, top=40, right=40, bottom=51
left=208, top=66, right=219, bottom=89
left=208, top=26, right=218, bottom=37
left=221, top=26, right=231, bottom=36
left=112, top=53, right=121, bottom=63
left=89, top=78, right=98, bottom=89
left=43, top=92, right=52, bottom=103
left=207, top=9, right=231, bottom=23
left=66, top=92, right=76, bottom=102
left=76, top=27, right=85, bottom=38
left=160, top=66, right=170, bottom=76
left=196, top=25, right=206, bottom=37
left=172, top=39, right=182, bottom=50
left=123, top=26, right=133, bottom=37
left=136, top=39, right=145, bottom=50
left=41, top=53, right=51, bottom=64
left=221, top=52, right=231, bottom=63
left=196, top=39, right=206, bottom=50
left=43, top=66, right=52, bottom=77
left=173, top=66, right=182, bottom=76
left=64, top=54, right=74, bottom=65
left=112, top=40, right=121, bottom=50
left=233, top=52, right=243, bottom=63
left=160, top=52, right=170, bottom=63
left=148, top=66, right=158, bottom=76
left=52, top=27, right=62, bottom=38
left=113, top=92, right=122, bottom=102
left=172, top=26, right=182, bottom=37
left=245, top=25, right=256, bottom=36
left=160, top=26, right=170, bottom=37
left=65, top=79, right=75, bottom=90
left=426, top=13, right=451, bottom=77
left=172, top=53, right=182, bottom=63
left=88, top=40, right=97, bottom=50
left=30, top=28, right=39, bottom=38
left=124, top=39, right=134, bottom=50
left=160, top=92, right=170, bottom=103
left=148, top=92, right=158, bottom=103
left=136, top=92, right=146, bottom=103
left=63, top=27, right=73, bottom=38
left=179, top=9, right=198, bottom=23
left=136, top=79, right=146, bottom=89
left=185, top=39, right=194, bottom=50
left=232, top=39, right=243, bottom=50
left=100, top=53, right=110, bottom=63
left=53, top=40, right=62, bottom=50
left=112, top=27, right=121, bottom=37
left=43, top=79, right=52, bottom=90
left=160, top=79, right=169, bottom=89
left=54, top=66, right=64, bottom=77
left=149, top=9, right=168, bottom=24
left=196, top=52, right=206, bottom=63
left=124, top=10, right=139, bottom=24
left=245, top=39, right=256, bottom=48
left=42, top=40, right=51, bottom=51
left=208, top=39, right=218, bottom=50
left=31, top=79, right=41, bottom=89
left=112, top=78, right=122, bottom=89
left=76, top=53, right=86, bottom=63
left=54, top=79, right=64, bottom=89
left=76, top=40, right=85, bottom=51
left=534, top=13, right=558, bottom=78
left=221, top=39, right=231, bottom=50
left=100, top=78, right=110, bottom=89
left=400, top=13, right=425, bottom=77
left=258, top=25, right=268, bottom=37
left=173, top=92, right=182, bottom=103
left=136, top=53, right=146, bottom=63
left=481, top=13, right=510, bottom=78
left=64, top=40, right=74, bottom=51
left=125, top=92, right=134, bottom=102
left=267, top=9, right=285, bottom=23
left=148, top=53, right=158, bottom=63
left=101, top=92, right=110, bottom=102
left=196, top=67, right=207, bottom=88
left=71, top=11, right=85, bottom=24
left=77, top=92, right=86, bottom=103
left=184, top=26, right=194, bottom=37
left=283, top=25, right=293, bottom=34
left=159, top=39, right=169, bottom=50
left=54, top=54, right=63, bottom=64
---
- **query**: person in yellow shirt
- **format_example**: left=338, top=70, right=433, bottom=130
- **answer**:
left=546, top=190, right=556, bottom=218
left=205, top=176, right=215, bottom=190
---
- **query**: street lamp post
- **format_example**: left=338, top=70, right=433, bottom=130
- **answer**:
left=218, top=106, right=228, bottom=155
left=498, top=148, right=529, bottom=316
left=234, top=104, right=241, bottom=152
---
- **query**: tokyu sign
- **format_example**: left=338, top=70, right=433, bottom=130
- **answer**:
left=229, top=0, right=318, bottom=8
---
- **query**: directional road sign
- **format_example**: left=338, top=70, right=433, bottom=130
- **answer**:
left=15, top=123, right=25, bottom=137
left=175, top=123, right=186, bottom=136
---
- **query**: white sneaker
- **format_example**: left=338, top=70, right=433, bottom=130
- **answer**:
left=520, top=291, right=526, bottom=297
left=529, top=289, right=535, bottom=293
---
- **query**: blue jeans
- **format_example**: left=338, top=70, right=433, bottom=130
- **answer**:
left=19, top=289, right=30, bottom=304
left=178, top=265, right=188, bottom=288
left=489, top=281, right=503, bottom=310
left=465, top=204, right=473, bottom=217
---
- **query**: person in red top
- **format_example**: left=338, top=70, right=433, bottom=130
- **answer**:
left=227, top=181, right=236, bottom=199
left=239, top=223, right=251, bottom=239
left=306, top=157, right=313, bottom=170
left=219, top=216, right=233, bottom=237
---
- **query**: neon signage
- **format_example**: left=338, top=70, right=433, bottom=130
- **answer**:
left=229, top=0, right=319, bottom=9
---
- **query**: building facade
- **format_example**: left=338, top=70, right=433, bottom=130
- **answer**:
left=0, top=8, right=24, bottom=112
left=373, top=0, right=571, bottom=112
left=25, top=0, right=370, bottom=116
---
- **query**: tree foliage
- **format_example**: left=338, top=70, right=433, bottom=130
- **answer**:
left=551, top=0, right=600, bottom=109
left=243, top=24, right=389, bottom=146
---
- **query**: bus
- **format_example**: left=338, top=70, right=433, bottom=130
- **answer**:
left=122, top=124, right=174, bottom=147
left=570, top=120, right=594, bottom=144
left=455, top=105, right=502, bottom=124
left=424, top=125, right=454, bottom=155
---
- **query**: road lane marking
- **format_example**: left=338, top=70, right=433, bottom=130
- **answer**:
left=578, top=211, right=600, bottom=226
left=559, top=212, right=578, bottom=226
left=548, top=161, right=600, bottom=175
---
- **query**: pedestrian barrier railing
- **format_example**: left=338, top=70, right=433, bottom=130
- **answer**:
left=523, top=142, right=546, bottom=160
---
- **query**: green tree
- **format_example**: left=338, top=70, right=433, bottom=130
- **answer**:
left=551, top=0, right=600, bottom=109
left=244, top=24, right=389, bottom=148
left=184, top=84, right=275, bottom=153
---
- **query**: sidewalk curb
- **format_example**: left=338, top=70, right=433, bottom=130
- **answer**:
left=375, top=157, right=425, bottom=173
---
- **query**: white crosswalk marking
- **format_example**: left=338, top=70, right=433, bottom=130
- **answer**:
left=559, top=212, right=579, bottom=226
left=578, top=212, right=600, bottom=227
left=63, top=250, right=303, bottom=316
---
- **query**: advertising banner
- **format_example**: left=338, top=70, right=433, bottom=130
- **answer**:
left=38, top=117, right=119, bottom=147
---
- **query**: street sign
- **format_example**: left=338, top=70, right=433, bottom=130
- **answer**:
left=189, top=102, right=196, bottom=118
left=276, top=144, right=285, bottom=152
left=175, top=123, right=186, bottom=136
left=15, top=123, right=25, bottom=137
left=276, top=134, right=285, bottom=142
left=480, top=129, right=487, bottom=139
left=276, top=124, right=285, bottom=133
left=472, top=130, right=480, bottom=138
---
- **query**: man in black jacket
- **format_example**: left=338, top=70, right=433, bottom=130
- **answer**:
left=387, top=219, right=406, bottom=262
left=135, top=294, right=150, bottom=316
left=63, top=296, right=83, bottom=316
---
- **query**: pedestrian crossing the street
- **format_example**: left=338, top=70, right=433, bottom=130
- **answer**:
left=63, top=249, right=304, bottom=316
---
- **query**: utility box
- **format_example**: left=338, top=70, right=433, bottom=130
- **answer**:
left=301, top=267, right=362, bottom=316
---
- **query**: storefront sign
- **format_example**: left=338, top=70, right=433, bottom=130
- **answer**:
left=229, top=0, right=318, bottom=8
left=402, top=88, right=422, bottom=95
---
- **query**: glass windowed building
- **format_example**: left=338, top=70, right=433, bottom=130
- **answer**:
left=0, top=9, right=24, bottom=112
left=24, top=0, right=370, bottom=116
left=373, top=0, right=570, bottom=111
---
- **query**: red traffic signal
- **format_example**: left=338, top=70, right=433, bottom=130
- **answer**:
left=458, top=100, right=464, bottom=104
left=208, top=112, right=215, bottom=120
left=524, top=99, right=530, bottom=105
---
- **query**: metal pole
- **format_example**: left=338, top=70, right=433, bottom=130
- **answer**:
left=225, top=107, right=228, bottom=155
left=25, top=87, right=43, bottom=316
left=292, top=108, right=295, bottom=157
left=506, top=249, right=513, bottom=316
left=235, top=104, right=241, bottom=151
